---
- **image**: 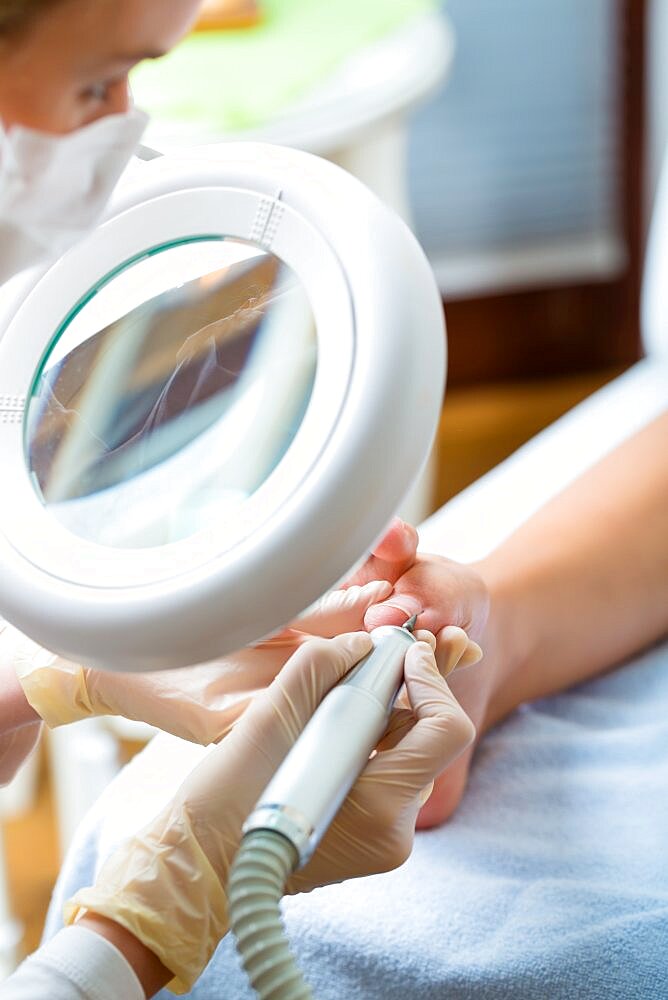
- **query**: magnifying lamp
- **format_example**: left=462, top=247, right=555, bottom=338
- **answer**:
left=0, top=143, right=445, bottom=672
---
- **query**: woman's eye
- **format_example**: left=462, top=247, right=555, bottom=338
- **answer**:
left=81, top=81, right=112, bottom=103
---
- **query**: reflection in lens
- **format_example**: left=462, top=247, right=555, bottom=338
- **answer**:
left=26, top=239, right=317, bottom=549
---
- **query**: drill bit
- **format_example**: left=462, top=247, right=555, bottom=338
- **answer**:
left=403, top=613, right=418, bottom=633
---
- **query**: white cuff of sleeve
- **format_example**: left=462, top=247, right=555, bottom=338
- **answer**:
left=19, top=925, right=145, bottom=1000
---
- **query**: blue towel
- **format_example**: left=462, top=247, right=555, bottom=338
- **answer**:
left=45, top=639, right=668, bottom=998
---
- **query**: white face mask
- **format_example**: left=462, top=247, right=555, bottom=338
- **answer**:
left=0, top=107, right=148, bottom=284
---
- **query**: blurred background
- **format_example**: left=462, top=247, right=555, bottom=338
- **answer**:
left=0, top=0, right=658, bottom=974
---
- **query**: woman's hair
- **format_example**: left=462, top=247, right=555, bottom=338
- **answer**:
left=0, top=0, right=62, bottom=35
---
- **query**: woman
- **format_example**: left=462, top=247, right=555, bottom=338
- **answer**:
left=0, top=1, right=478, bottom=996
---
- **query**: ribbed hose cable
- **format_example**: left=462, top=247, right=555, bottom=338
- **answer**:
left=228, top=830, right=313, bottom=1000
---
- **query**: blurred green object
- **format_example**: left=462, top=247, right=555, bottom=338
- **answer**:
left=131, top=0, right=435, bottom=132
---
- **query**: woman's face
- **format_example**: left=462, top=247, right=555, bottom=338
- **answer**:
left=0, top=0, right=201, bottom=133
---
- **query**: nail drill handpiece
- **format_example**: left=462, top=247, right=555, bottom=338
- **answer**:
left=243, top=615, right=419, bottom=864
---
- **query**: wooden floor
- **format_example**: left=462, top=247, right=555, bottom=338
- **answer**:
left=3, top=747, right=59, bottom=957
left=0, top=366, right=621, bottom=963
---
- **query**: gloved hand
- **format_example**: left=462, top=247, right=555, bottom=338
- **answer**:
left=65, top=630, right=475, bottom=994
left=4, top=580, right=392, bottom=746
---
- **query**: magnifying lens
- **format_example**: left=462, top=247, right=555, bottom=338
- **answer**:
left=0, top=143, right=445, bottom=672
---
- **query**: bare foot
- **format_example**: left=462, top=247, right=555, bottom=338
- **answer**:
left=416, top=750, right=474, bottom=828
left=416, top=654, right=494, bottom=828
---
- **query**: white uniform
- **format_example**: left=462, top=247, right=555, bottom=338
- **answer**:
left=1, top=926, right=144, bottom=1000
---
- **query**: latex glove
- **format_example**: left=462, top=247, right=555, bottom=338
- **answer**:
left=5, top=580, right=392, bottom=746
left=65, top=631, right=474, bottom=993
